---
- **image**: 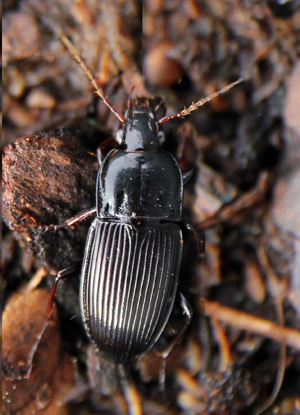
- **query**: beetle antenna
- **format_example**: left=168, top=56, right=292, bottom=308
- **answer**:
left=154, top=98, right=165, bottom=113
left=127, top=84, right=135, bottom=107
left=60, top=35, right=125, bottom=123
left=159, top=78, right=243, bottom=124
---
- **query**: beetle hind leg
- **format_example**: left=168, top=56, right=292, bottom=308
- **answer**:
left=157, top=292, right=193, bottom=391
left=118, top=364, right=143, bottom=415
left=23, top=265, right=79, bottom=379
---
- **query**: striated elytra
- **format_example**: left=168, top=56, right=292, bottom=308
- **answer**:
left=80, top=98, right=184, bottom=363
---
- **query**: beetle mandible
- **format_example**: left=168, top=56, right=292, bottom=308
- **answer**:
left=25, top=36, right=242, bottom=365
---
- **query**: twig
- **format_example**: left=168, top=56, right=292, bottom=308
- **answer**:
left=201, top=300, right=300, bottom=350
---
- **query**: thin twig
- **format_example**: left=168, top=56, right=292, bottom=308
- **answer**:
left=201, top=300, right=300, bottom=350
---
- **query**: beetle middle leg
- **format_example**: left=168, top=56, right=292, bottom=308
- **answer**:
left=157, top=292, right=193, bottom=390
left=185, top=222, right=206, bottom=258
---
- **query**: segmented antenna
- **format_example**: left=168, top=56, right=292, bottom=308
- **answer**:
left=159, top=78, right=243, bottom=124
left=60, top=35, right=125, bottom=123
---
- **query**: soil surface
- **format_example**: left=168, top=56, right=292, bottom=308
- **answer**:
left=3, top=1, right=300, bottom=414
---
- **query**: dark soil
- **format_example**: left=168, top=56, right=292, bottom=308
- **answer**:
left=3, top=1, right=300, bottom=414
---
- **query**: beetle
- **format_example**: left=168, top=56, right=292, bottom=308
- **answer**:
left=82, top=96, right=186, bottom=363
left=22, top=36, right=242, bottom=366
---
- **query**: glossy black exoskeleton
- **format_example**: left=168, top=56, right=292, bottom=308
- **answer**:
left=81, top=98, right=184, bottom=362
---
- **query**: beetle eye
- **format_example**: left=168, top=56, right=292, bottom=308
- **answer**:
left=158, top=130, right=165, bottom=145
left=116, top=129, right=123, bottom=144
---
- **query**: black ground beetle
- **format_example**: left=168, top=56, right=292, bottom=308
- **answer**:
left=26, top=36, right=242, bottom=367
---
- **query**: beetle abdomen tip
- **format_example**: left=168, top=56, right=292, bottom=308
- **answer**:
left=80, top=219, right=183, bottom=362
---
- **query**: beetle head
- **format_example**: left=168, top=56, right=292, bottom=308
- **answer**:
left=116, top=98, right=165, bottom=152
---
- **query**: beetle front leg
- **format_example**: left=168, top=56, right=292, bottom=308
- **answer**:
left=97, top=137, right=119, bottom=165
left=23, top=207, right=97, bottom=232
left=158, top=292, right=193, bottom=390
left=182, top=170, right=194, bottom=185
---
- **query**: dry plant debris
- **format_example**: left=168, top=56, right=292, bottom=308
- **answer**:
left=2, top=1, right=300, bottom=414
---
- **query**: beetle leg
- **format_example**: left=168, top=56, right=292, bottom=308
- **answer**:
left=24, top=265, right=79, bottom=379
left=182, top=170, right=194, bottom=185
left=118, top=364, right=143, bottom=415
left=158, top=292, right=193, bottom=390
left=46, top=264, right=79, bottom=317
left=185, top=222, right=205, bottom=258
left=96, top=148, right=103, bottom=165
left=23, top=207, right=97, bottom=232
left=97, top=137, right=118, bottom=164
